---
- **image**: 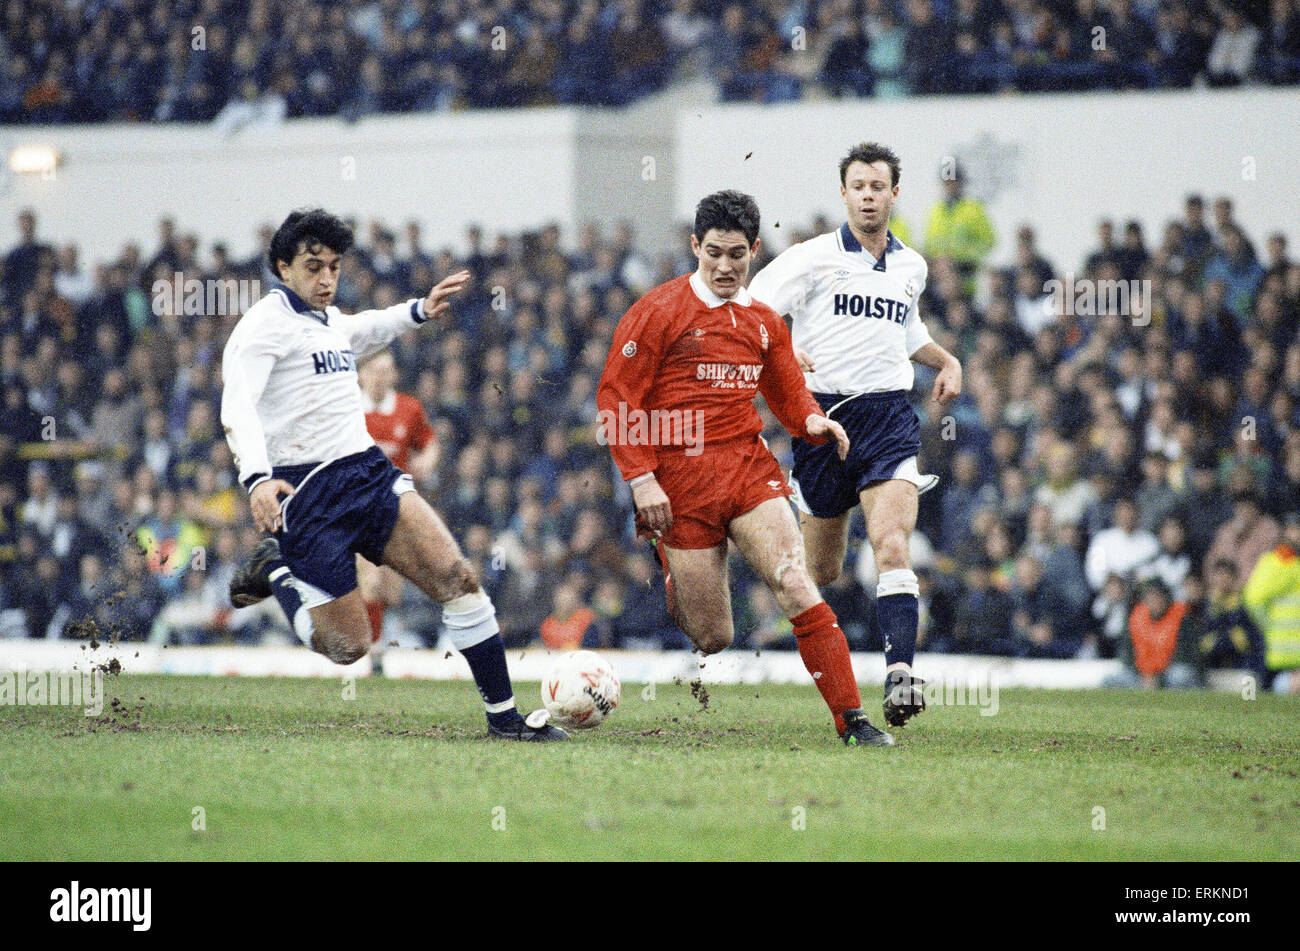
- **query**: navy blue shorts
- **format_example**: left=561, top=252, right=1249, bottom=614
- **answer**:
left=274, top=446, right=414, bottom=605
left=791, top=390, right=921, bottom=519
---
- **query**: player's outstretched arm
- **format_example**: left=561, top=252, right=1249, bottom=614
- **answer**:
left=911, top=341, right=963, bottom=406
left=343, top=269, right=472, bottom=359
left=419, top=269, right=471, bottom=322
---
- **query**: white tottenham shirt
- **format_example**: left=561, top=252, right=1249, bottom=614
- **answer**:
left=747, top=223, right=932, bottom=395
left=220, top=283, right=427, bottom=494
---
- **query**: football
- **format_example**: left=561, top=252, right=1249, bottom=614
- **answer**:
left=540, top=650, right=621, bottom=730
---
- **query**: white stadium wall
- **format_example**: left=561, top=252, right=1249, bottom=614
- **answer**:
left=1, top=108, right=581, bottom=266
left=676, top=87, right=1300, bottom=271
left=3, top=86, right=1297, bottom=270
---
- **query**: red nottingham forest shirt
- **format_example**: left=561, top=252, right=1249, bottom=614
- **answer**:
left=363, top=390, right=434, bottom=473
left=597, top=272, right=826, bottom=482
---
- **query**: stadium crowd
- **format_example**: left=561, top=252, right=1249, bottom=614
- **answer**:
left=2, top=180, right=1299, bottom=688
left=2, top=0, right=1299, bottom=124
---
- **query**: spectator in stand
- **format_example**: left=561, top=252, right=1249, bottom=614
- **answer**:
left=1110, top=577, right=1199, bottom=688
left=1009, top=225, right=1056, bottom=288
left=614, top=554, right=689, bottom=649
left=1010, top=553, right=1083, bottom=658
left=1116, top=220, right=1151, bottom=283
left=1242, top=512, right=1300, bottom=690
left=8, top=533, right=60, bottom=637
left=820, top=16, right=874, bottom=97
left=1203, top=488, right=1280, bottom=586
left=1091, top=572, right=1131, bottom=658
left=940, top=449, right=996, bottom=552
left=866, top=6, right=911, bottom=98
left=1179, top=194, right=1217, bottom=274
left=1085, top=496, right=1160, bottom=591
left=1140, top=514, right=1194, bottom=598
left=1153, top=1, right=1204, bottom=87
left=1263, top=0, right=1300, bottom=82
left=494, top=546, right=554, bottom=648
left=953, top=559, right=1017, bottom=655
left=1136, top=451, right=1180, bottom=533
left=3, top=210, right=51, bottom=308
left=1203, top=225, right=1267, bottom=321
left=1199, top=557, right=1265, bottom=678
left=606, top=2, right=670, bottom=106
left=924, top=164, right=996, bottom=284
left=903, top=0, right=956, bottom=93
left=1085, top=219, right=1121, bottom=273
left=539, top=578, right=597, bottom=651
left=1035, top=442, right=1099, bottom=530
left=1206, top=4, right=1262, bottom=85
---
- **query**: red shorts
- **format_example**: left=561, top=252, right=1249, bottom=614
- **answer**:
left=639, top=437, right=792, bottom=550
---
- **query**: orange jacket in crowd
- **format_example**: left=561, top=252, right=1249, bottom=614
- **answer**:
left=540, top=607, right=596, bottom=651
left=1128, top=600, right=1188, bottom=676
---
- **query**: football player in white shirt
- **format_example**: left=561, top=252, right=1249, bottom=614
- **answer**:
left=748, top=142, right=963, bottom=730
left=221, top=208, right=566, bottom=740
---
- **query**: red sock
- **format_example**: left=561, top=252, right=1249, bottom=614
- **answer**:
left=792, top=602, right=861, bottom=733
left=366, top=601, right=385, bottom=645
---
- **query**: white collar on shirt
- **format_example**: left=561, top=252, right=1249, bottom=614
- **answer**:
left=690, top=270, right=753, bottom=308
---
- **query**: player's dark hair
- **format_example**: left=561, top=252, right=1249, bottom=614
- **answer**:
left=840, top=142, right=901, bottom=187
left=693, top=190, right=761, bottom=246
left=268, top=208, right=354, bottom=278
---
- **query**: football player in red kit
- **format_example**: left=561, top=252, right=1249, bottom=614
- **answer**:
left=596, top=190, right=894, bottom=746
left=358, top=349, right=438, bottom=666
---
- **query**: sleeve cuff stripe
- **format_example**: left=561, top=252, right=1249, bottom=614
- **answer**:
left=243, top=473, right=270, bottom=494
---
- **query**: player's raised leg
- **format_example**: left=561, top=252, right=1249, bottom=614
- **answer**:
left=860, top=478, right=927, bottom=727
left=729, top=497, right=893, bottom=746
left=230, top=534, right=373, bottom=665
left=380, top=491, right=567, bottom=740
left=660, top=542, right=732, bottom=654
left=306, top=590, right=373, bottom=663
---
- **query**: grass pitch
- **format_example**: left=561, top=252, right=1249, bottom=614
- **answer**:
left=1, top=674, right=1296, bottom=861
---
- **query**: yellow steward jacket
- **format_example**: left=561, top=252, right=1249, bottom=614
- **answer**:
left=1243, top=544, right=1300, bottom=670
left=924, top=197, right=995, bottom=265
